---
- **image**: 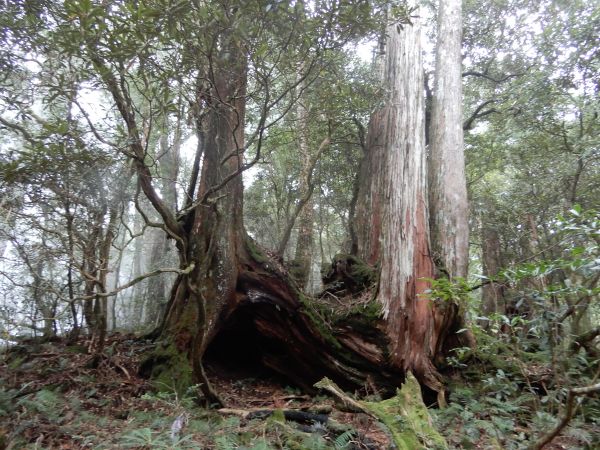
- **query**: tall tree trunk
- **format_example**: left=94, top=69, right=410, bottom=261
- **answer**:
left=292, top=204, right=315, bottom=289
left=154, top=38, right=248, bottom=404
left=428, top=0, right=469, bottom=279
left=144, top=125, right=179, bottom=326
left=130, top=215, right=145, bottom=328
left=353, top=114, right=387, bottom=266
left=89, top=206, right=118, bottom=356
left=291, top=92, right=315, bottom=288
left=427, top=0, right=476, bottom=361
left=352, top=1, right=472, bottom=392
left=372, top=10, right=441, bottom=391
left=481, top=225, right=505, bottom=319
left=109, top=242, right=124, bottom=331
left=144, top=228, right=170, bottom=327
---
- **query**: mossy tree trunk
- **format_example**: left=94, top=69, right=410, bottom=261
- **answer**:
left=145, top=42, right=405, bottom=401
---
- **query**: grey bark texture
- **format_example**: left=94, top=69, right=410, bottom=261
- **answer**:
left=429, top=0, right=470, bottom=279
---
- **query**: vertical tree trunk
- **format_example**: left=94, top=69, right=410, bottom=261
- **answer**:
left=428, top=0, right=476, bottom=358
left=33, top=259, right=55, bottom=338
left=89, top=208, right=117, bottom=355
left=374, top=11, right=441, bottom=390
left=109, top=243, right=123, bottom=331
left=144, top=228, right=170, bottom=327
left=82, top=215, right=101, bottom=333
left=130, top=215, right=145, bottom=328
left=428, top=0, right=469, bottom=279
left=291, top=93, right=315, bottom=288
left=353, top=112, right=387, bottom=265
left=156, top=39, right=248, bottom=404
left=293, top=205, right=315, bottom=289
left=481, top=225, right=505, bottom=319
left=145, top=119, right=181, bottom=325
left=352, top=4, right=448, bottom=391
left=352, top=0, right=474, bottom=392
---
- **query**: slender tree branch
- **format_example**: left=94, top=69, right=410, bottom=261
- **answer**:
left=463, top=99, right=498, bottom=131
left=76, top=263, right=196, bottom=300
left=462, top=70, right=524, bottom=83
left=529, top=382, right=600, bottom=450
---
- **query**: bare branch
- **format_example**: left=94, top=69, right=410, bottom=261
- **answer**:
left=463, top=99, right=498, bottom=131
left=462, top=70, right=524, bottom=84
left=76, top=263, right=196, bottom=300
left=529, top=382, right=600, bottom=450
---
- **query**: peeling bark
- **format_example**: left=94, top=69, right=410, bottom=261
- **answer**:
left=352, top=6, right=443, bottom=391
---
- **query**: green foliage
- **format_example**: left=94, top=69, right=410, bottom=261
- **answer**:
left=120, top=425, right=198, bottom=449
left=18, top=389, right=64, bottom=422
left=434, top=207, right=599, bottom=449
left=0, top=387, right=18, bottom=416
left=422, top=276, right=473, bottom=307
left=333, top=429, right=356, bottom=449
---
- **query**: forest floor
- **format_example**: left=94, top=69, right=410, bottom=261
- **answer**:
left=0, top=333, right=391, bottom=449
left=0, top=333, right=591, bottom=449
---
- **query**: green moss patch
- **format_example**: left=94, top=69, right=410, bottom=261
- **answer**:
left=363, top=373, right=448, bottom=449
left=139, top=341, right=193, bottom=395
left=316, top=374, right=448, bottom=450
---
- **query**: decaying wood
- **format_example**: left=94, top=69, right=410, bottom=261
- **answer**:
left=314, top=378, right=377, bottom=418
left=219, top=408, right=329, bottom=425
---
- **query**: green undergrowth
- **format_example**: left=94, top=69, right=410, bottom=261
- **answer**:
left=433, top=328, right=599, bottom=449
left=111, top=388, right=374, bottom=450
left=1, top=380, right=369, bottom=449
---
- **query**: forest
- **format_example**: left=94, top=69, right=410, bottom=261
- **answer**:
left=0, top=0, right=598, bottom=448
